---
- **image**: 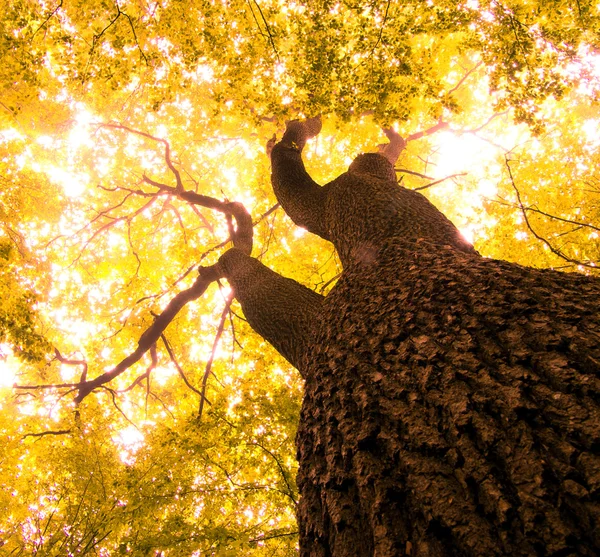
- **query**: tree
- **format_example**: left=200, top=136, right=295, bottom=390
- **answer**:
left=229, top=119, right=600, bottom=555
left=1, top=1, right=600, bottom=555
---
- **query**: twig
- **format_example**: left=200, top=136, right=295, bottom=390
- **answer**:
left=414, top=172, right=468, bottom=191
left=249, top=0, right=280, bottom=61
left=161, top=334, right=207, bottom=401
left=98, top=386, right=137, bottom=427
left=120, top=9, right=148, bottom=64
left=371, top=0, right=391, bottom=53
left=141, top=177, right=253, bottom=255
left=396, top=168, right=435, bottom=180
left=446, top=61, right=483, bottom=96
left=489, top=198, right=600, bottom=232
left=249, top=532, right=299, bottom=543
left=505, top=157, right=597, bottom=269
left=198, top=295, right=233, bottom=420
left=247, top=441, right=297, bottom=504
left=32, top=0, right=63, bottom=38
left=100, top=123, right=184, bottom=191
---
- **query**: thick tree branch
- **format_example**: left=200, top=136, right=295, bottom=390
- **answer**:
left=141, top=177, right=253, bottom=255
left=54, top=348, right=88, bottom=382
left=406, top=119, right=450, bottom=143
left=74, top=270, right=222, bottom=403
left=118, top=343, right=157, bottom=393
left=22, top=429, right=72, bottom=440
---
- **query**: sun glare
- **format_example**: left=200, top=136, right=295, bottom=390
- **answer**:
left=114, top=425, right=145, bottom=464
left=0, top=344, right=18, bottom=388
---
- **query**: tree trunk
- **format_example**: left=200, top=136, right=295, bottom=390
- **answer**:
left=218, top=121, right=600, bottom=555
left=296, top=238, right=600, bottom=556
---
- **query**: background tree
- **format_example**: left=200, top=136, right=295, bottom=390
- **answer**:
left=0, top=1, right=599, bottom=554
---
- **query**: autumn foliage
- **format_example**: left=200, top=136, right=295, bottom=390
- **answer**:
left=0, top=1, right=599, bottom=554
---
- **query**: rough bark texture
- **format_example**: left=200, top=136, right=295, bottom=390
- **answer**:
left=218, top=248, right=323, bottom=372
left=297, top=239, right=600, bottom=556
left=219, top=121, right=600, bottom=556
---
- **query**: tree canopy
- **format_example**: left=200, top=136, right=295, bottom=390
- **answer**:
left=0, top=1, right=599, bottom=554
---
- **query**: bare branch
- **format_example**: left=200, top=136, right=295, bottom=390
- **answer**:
left=198, top=295, right=233, bottom=420
left=142, top=176, right=253, bottom=254
left=54, top=348, right=88, bottom=382
left=120, top=8, right=148, bottom=64
left=505, top=157, right=597, bottom=269
left=23, top=125, right=259, bottom=404
left=249, top=532, right=299, bottom=543
left=161, top=334, right=207, bottom=401
left=98, top=386, right=138, bottom=427
left=247, top=441, right=298, bottom=505
left=452, top=111, right=510, bottom=136
left=490, top=198, right=600, bottom=233
left=371, top=0, right=391, bottom=53
left=396, top=168, right=435, bottom=180
left=22, top=429, right=71, bottom=440
left=118, top=343, right=157, bottom=393
left=100, top=123, right=184, bottom=191
left=72, top=195, right=158, bottom=264
left=446, top=61, right=484, bottom=96
left=32, top=0, right=63, bottom=38
left=247, top=0, right=280, bottom=61
left=406, top=119, right=450, bottom=143
left=74, top=270, right=221, bottom=403
left=413, top=172, right=468, bottom=191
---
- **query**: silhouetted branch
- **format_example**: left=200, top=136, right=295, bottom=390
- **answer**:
left=247, top=441, right=298, bottom=505
left=161, top=334, right=206, bottom=401
left=371, top=0, right=391, bottom=53
left=198, top=295, right=233, bottom=420
left=21, top=124, right=258, bottom=405
left=100, top=123, right=184, bottom=191
left=446, top=61, right=483, bottom=96
left=414, top=172, right=468, bottom=191
left=490, top=198, right=600, bottom=233
left=141, top=177, right=253, bottom=255
left=54, top=348, right=88, bottom=382
left=119, top=343, right=157, bottom=393
left=249, top=531, right=299, bottom=543
left=396, top=168, right=435, bottom=180
left=251, top=0, right=280, bottom=61
left=505, top=157, right=597, bottom=269
left=32, top=0, right=63, bottom=38
left=74, top=270, right=221, bottom=403
left=22, top=429, right=71, bottom=440
left=98, top=385, right=137, bottom=427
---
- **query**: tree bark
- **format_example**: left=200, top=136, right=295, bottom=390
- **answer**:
left=220, top=121, right=600, bottom=555
left=297, top=238, right=600, bottom=556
